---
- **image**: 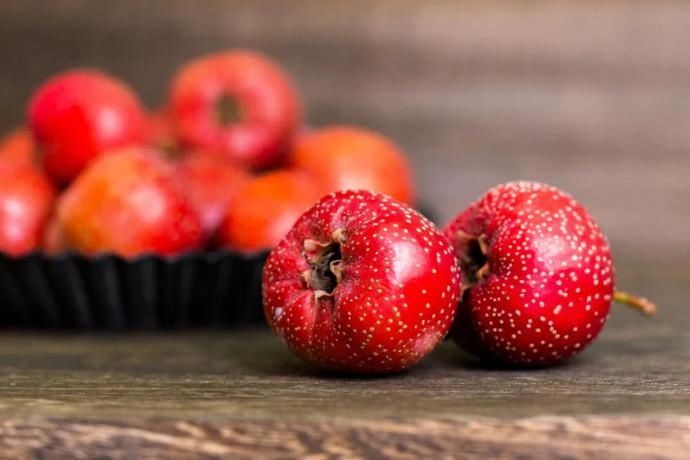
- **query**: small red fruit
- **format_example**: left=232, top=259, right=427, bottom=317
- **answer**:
left=57, top=148, right=203, bottom=258
left=175, top=151, right=249, bottom=240
left=218, top=170, right=322, bottom=251
left=146, top=110, right=177, bottom=153
left=444, top=181, right=618, bottom=366
left=290, top=126, right=415, bottom=205
left=263, top=190, right=461, bottom=373
left=0, top=129, right=35, bottom=166
left=0, top=163, right=55, bottom=256
left=170, top=50, right=300, bottom=170
left=28, top=69, right=146, bottom=185
left=42, top=213, right=65, bottom=255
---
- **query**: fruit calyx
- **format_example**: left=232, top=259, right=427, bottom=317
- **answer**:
left=455, top=230, right=490, bottom=290
left=215, top=94, right=244, bottom=126
left=614, top=291, right=657, bottom=316
left=302, top=229, right=346, bottom=300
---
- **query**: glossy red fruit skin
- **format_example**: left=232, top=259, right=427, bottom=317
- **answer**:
left=290, top=126, right=415, bottom=205
left=170, top=50, right=301, bottom=170
left=146, top=110, right=177, bottom=153
left=263, top=190, right=461, bottom=374
left=218, top=170, right=322, bottom=252
left=28, top=69, right=146, bottom=185
left=443, top=181, right=614, bottom=367
left=57, top=148, right=203, bottom=258
left=175, top=151, right=249, bottom=240
left=41, top=213, right=65, bottom=255
left=0, top=163, right=56, bottom=256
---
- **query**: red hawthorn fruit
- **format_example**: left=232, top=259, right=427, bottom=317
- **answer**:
left=57, top=148, right=203, bottom=257
left=288, top=125, right=312, bottom=151
left=42, top=213, right=65, bottom=255
left=263, top=190, right=461, bottom=373
left=169, top=50, right=301, bottom=170
left=218, top=170, right=322, bottom=251
left=174, top=151, right=250, bottom=240
left=0, top=163, right=56, bottom=256
left=0, top=129, right=35, bottom=166
left=146, top=109, right=177, bottom=153
left=28, top=69, right=146, bottom=185
left=290, top=126, right=415, bottom=205
left=443, top=181, right=654, bottom=367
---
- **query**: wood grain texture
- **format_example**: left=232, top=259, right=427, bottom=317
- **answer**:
left=0, top=276, right=688, bottom=421
left=0, top=309, right=687, bottom=458
left=0, top=254, right=686, bottom=458
left=0, top=416, right=688, bottom=459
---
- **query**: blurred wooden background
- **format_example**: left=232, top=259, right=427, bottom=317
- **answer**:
left=1, top=0, right=688, bottom=267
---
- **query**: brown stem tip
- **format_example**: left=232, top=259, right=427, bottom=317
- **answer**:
left=302, top=229, right=346, bottom=301
left=613, top=291, right=657, bottom=316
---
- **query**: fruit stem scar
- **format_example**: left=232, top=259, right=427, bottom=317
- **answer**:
left=613, top=291, right=657, bottom=316
left=215, top=94, right=243, bottom=126
left=314, top=290, right=331, bottom=300
left=304, top=239, right=328, bottom=253
left=332, top=228, right=346, bottom=244
left=330, top=260, right=344, bottom=283
left=455, top=230, right=490, bottom=288
left=302, top=229, right=347, bottom=300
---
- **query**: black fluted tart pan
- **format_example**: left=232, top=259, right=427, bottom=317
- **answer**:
left=0, top=249, right=268, bottom=330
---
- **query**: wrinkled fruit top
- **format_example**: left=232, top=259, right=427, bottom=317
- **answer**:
left=170, top=50, right=300, bottom=170
left=444, top=181, right=614, bottom=366
left=263, top=190, right=461, bottom=374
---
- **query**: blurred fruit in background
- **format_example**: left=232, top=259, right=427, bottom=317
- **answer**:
left=218, top=170, right=322, bottom=251
left=170, top=50, right=301, bottom=171
left=290, top=126, right=415, bottom=205
left=146, top=109, right=177, bottom=154
left=174, top=151, right=249, bottom=242
left=0, top=129, right=35, bottom=166
left=0, top=163, right=55, bottom=256
left=28, top=69, right=147, bottom=185
left=57, top=148, right=203, bottom=257
left=41, top=213, right=64, bottom=255
left=0, top=49, right=420, bottom=258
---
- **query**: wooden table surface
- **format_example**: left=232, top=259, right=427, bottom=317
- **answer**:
left=0, top=255, right=687, bottom=459
left=1, top=0, right=690, bottom=458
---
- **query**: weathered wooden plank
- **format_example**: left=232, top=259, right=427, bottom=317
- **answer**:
left=0, top=416, right=688, bottom=460
left=0, top=264, right=684, bottom=454
left=0, top=318, right=687, bottom=421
